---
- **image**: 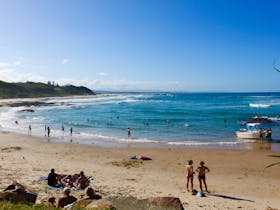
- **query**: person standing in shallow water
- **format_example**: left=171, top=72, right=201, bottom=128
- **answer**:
left=47, top=126, right=50, bottom=137
left=28, top=125, right=32, bottom=135
left=196, top=161, right=210, bottom=193
left=127, top=128, right=131, bottom=139
left=70, top=127, right=73, bottom=136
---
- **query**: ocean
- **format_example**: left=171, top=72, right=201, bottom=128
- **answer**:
left=1, top=92, right=280, bottom=150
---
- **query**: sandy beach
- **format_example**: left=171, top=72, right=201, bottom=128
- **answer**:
left=0, top=131, right=279, bottom=210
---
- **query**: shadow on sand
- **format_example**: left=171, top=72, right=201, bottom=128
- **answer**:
left=208, top=194, right=255, bottom=202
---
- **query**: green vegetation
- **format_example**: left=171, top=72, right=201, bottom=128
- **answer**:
left=0, top=201, right=60, bottom=210
left=0, top=201, right=89, bottom=210
left=0, top=81, right=95, bottom=99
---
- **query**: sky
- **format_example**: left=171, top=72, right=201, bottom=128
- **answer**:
left=0, top=0, right=280, bottom=92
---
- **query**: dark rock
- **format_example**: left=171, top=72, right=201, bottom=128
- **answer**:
left=247, top=117, right=273, bottom=123
left=0, top=191, right=37, bottom=205
left=20, top=109, right=35, bottom=112
left=105, top=196, right=184, bottom=210
left=9, top=101, right=55, bottom=107
left=86, top=199, right=116, bottom=209
left=148, top=197, right=184, bottom=210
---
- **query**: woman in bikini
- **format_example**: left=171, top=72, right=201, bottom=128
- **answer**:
left=196, top=161, right=210, bottom=193
left=186, top=160, right=195, bottom=192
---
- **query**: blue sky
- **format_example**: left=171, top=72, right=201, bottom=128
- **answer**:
left=0, top=0, right=280, bottom=92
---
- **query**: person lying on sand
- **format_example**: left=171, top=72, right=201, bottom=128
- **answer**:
left=57, top=187, right=77, bottom=208
left=196, top=161, right=210, bottom=193
left=186, top=160, right=195, bottom=192
left=62, top=175, right=75, bottom=188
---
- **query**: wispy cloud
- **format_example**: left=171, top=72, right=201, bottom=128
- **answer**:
left=0, top=60, right=22, bottom=68
left=98, top=72, right=108, bottom=77
left=0, top=62, right=12, bottom=68
left=0, top=59, right=186, bottom=91
left=62, top=58, right=69, bottom=65
left=0, top=68, right=45, bottom=83
left=56, top=78, right=186, bottom=91
left=0, top=59, right=44, bottom=83
left=13, top=61, right=21, bottom=66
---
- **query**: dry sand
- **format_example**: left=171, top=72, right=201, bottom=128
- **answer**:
left=0, top=131, right=279, bottom=210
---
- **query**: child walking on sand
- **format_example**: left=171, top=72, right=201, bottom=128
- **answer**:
left=186, top=160, right=195, bottom=191
left=196, top=161, right=210, bottom=193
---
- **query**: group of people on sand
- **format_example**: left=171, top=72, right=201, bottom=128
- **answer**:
left=186, top=160, right=210, bottom=193
left=47, top=169, right=101, bottom=208
left=258, top=127, right=272, bottom=141
left=48, top=186, right=102, bottom=208
left=48, top=169, right=90, bottom=190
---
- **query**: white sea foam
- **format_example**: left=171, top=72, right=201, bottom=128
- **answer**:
left=167, top=140, right=255, bottom=146
left=249, top=103, right=271, bottom=108
left=268, top=117, right=280, bottom=121
left=249, top=96, right=273, bottom=98
left=183, top=123, right=190, bottom=127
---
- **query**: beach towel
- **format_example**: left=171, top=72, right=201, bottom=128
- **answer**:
left=128, top=155, right=137, bottom=159
left=38, top=176, right=48, bottom=181
left=128, top=155, right=152, bottom=160
left=139, top=155, right=152, bottom=160
left=47, top=185, right=64, bottom=190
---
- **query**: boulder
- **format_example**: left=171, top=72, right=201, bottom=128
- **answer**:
left=148, top=197, right=184, bottom=210
left=86, top=199, right=116, bottom=210
left=0, top=192, right=30, bottom=205
left=73, top=196, right=184, bottom=210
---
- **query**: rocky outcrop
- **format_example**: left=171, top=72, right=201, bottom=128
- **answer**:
left=148, top=197, right=184, bottom=210
left=75, top=196, right=184, bottom=210
left=0, top=191, right=37, bottom=205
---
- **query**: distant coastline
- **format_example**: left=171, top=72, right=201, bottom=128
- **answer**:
left=0, top=80, right=95, bottom=99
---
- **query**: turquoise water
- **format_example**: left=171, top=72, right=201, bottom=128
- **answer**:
left=1, top=92, right=280, bottom=149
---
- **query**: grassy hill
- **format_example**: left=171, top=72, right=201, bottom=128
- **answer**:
left=0, top=81, right=95, bottom=99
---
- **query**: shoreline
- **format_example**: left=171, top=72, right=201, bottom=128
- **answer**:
left=1, top=124, right=280, bottom=152
left=0, top=131, right=279, bottom=209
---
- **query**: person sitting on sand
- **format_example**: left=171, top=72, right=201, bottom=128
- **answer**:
left=77, top=171, right=90, bottom=190
left=47, top=197, right=56, bottom=207
left=57, top=187, right=77, bottom=208
left=72, top=187, right=102, bottom=208
left=186, top=160, right=195, bottom=192
left=84, top=187, right=102, bottom=200
left=196, top=161, right=210, bottom=193
left=47, top=168, right=63, bottom=187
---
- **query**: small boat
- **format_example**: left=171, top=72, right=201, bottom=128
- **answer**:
left=236, top=123, right=261, bottom=139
